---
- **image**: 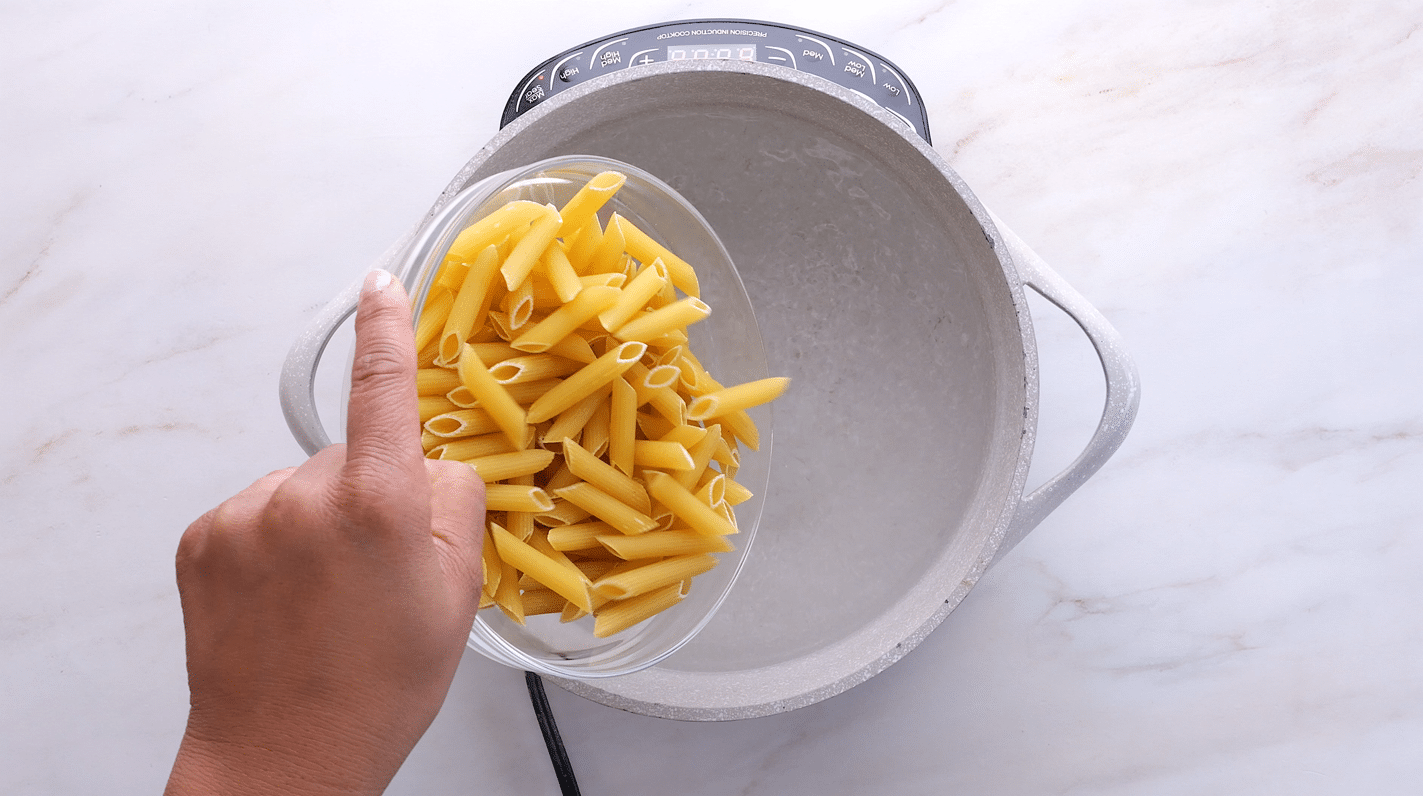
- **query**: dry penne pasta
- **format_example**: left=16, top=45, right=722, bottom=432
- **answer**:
left=610, top=214, right=700, bottom=298
left=484, top=484, right=555, bottom=513
left=501, top=205, right=561, bottom=290
left=427, top=432, right=518, bottom=462
left=561, top=437, right=650, bottom=514
left=612, top=297, right=711, bottom=343
left=554, top=481, right=659, bottom=536
left=597, top=528, right=734, bottom=560
left=547, top=521, right=616, bottom=552
left=558, top=170, right=625, bottom=240
left=464, top=449, right=556, bottom=482
left=687, top=377, right=791, bottom=422
left=418, top=367, right=462, bottom=396
left=424, top=408, right=500, bottom=438
left=438, top=244, right=501, bottom=365
left=592, top=582, right=683, bottom=638
left=412, top=172, right=788, bottom=638
left=645, top=471, right=737, bottom=537
left=490, top=523, right=593, bottom=613
left=456, top=344, right=527, bottom=449
left=511, top=286, right=619, bottom=353
left=592, top=553, right=718, bottom=600
left=633, top=439, right=694, bottom=470
left=419, top=395, right=459, bottom=423
left=525, top=341, right=647, bottom=424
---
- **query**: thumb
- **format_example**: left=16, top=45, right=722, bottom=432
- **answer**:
left=425, top=459, right=486, bottom=597
left=344, top=269, right=423, bottom=487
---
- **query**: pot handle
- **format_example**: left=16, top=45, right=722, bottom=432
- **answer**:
left=277, top=275, right=365, bottom=456
left=988, top=212, right=1141, bottom=565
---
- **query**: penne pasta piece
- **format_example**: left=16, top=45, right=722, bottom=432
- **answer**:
left=608, top=376, right=637, bottom=476
left=592, top=553, right=718, bottom=600
left=612, top=297, right=711, bottom=344
left=427, top=432, right=518, bottom=462
left=520, top=587, right=567, bottom=616
left=716, top=501, right=738, bottom=532
left=502, top=272, right=535, bottom=329
left=456, top=344, right=528, bottom=449
left=553, top=482, right=659, bottom=536
left=541, top=243, right=583, bottom=304
left=503, top=473, right=539, bottom=541
left=495, top=556, right=525, bottom=625
left=694, top=473, right=725, bottom=507
left=633, top=440, right=694, bottom=471
left=712, top=408, right=761, bottom=451
left=419, top=395, right=459, bottom=423
left=480, top=525, right=501, bottom=597
left=489, top=523, right=592, bottom=613
left=484, top=484, right=555, bottom=513
left=596, top=529, right=734, bottom=560
left=580, top=398, right=611, bottom=458
left=547, top=521, right=616, bottom=552
left=543, top=332, right=596, bottom=364
left=634, top=411, right=676, bottom=440
left=424, top=408, right=500, bottom=438
left=588, top=216, right=626, bottom=275
left=533, top=499, right=593, bottom=527
left=488, top=353, right=583, bottom=385
left=561, top=437, right=651, bottom=515
left=418, top=366, right=462, bottom=397
left=417, top=338, right=441, bottom=369
left=641, top=364, right=681, bottom=390
left=421, top=430, right=442, bottom=454
left=500, top=205, right=561, bottom=290
left=465, top=341, right=522, bottom=365
left=722, top=477, right=754, bottom=506
left=644, top=471, right=738, bottom=537
left=571, top=558, right=622, bottom=582
left=433, top=258, right=470, bottom=294
left=580, top=273, right=626, bottom=289
left=598, top=258, right=668, bottom=332
left=462, top=449, right=555, bottom=482
left=448, top=378, right=562, bottom=409
left=525, top=341, right=647, bottom=424
left=592, top=582, right=684, bottom=638
left=565, top=215, right=604, bottom=273
left=557, top=170, right=625, bottom=241
left=485, top=310, right=516, bottom=341
left=686, top=377, right=791, bottom=422
left=438, top=244, right=501, bottom=365
left=541, top=388, right=610, bottom=447
left=673, top=423, right=722, bottom=489
left=610, top=214, right=700, bottom=297
left=445, top=200, right=544, bottom=261
left=658, top=423, right=708, bottom=448
left=528, top=530, right=590, bottom=584
left=511, top=286, right=620, bottom=353
left=415, top=289, right=455, bottom=352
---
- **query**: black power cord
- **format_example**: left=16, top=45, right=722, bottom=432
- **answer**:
left=525, top=671, right=582, bottom=796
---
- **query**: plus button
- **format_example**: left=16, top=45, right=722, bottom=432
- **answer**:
left=637, top=54, right=655, bottom=65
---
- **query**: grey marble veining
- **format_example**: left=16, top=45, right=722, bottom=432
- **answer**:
left=3, top=2, right=1420, bottom=794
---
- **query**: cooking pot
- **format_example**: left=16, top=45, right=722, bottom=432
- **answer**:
left=281, top=21, right=1139, bottom=720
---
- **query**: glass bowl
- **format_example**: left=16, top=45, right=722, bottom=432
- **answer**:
left=391, top=155, right=772, bottom=679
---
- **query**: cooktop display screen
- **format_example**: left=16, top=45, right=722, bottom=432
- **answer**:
left=501, top=19, right=931, bottom=143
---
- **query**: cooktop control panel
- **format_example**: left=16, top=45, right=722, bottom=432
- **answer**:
left=501, top=19, right=931, bottom=143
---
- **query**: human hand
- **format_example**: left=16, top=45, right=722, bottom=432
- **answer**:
left=166, top=270, right=486, bottom=796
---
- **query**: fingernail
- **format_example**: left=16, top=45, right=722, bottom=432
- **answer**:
left=367, top=269, right=394, bottom=293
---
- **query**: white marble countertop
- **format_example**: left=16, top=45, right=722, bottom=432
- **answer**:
left=4, top=1, right=1421, bottom=793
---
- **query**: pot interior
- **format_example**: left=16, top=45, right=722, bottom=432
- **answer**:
left=446, top=64, right=1029, bottom=682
